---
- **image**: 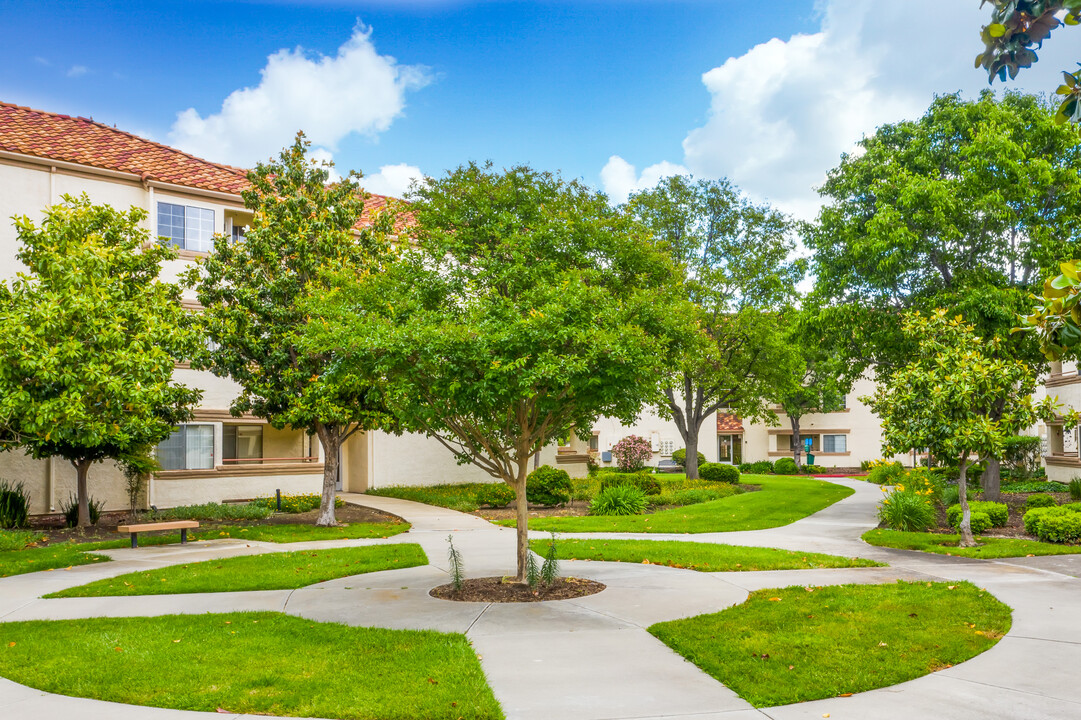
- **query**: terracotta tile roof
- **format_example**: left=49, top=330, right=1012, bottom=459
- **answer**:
left=0, top=100, right=403, bottom=230
left=716, top=412, right=744, bottom=434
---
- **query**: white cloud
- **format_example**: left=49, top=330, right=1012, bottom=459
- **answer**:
left=66, top=65, right=88, bottom=78
left=606, top=0, right=1079, bottom=219
left=359, top=163, right=424, bottom=198
left=169, top=23, right=431, bottom=168
left=600, top=155, right=689, bottom=204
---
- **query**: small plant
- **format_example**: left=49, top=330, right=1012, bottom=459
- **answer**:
left=866, top=460, right=906, bottom=485
left=252, top=493, right=345, bottom=514
left=540, top=532, right=560, bottom=586
left=699, top=463, right=740, bottom=483
left=747, top=460, right=773, bottom=474
left=61, top=494, right=102, bottom=528
left=0, top=480, right=30, bottom=529
left=611, top=435, right=653, bottom=472
left=947, top=501, right=1008, bottom=529
left=598, top=471, right=661, bottom=496
left=672, top=448, right=706, bottom=469
left=119, top=449, right=158, bottom=516
left=526, top=465, right=572, bottom=506
left=877, top=488, right=935, bottom=531
left=1025, top=493, right=1057, bottom=510
left=773, top=457, right=798, bottom=475
left=475, top=483, right=515, bottom=507
left=798, top=464, right=826, bottom=474
left=899, top=469, right=943, bottom=506
left=589, top=484, right=648, bottom=516
left=447, top=534, right=464, bottom=593
left=1070, top=478, right=1081, bottom=501
left=525, top=550, right=541, bottom=589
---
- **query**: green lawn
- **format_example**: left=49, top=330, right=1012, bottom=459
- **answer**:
left=367, top=483, right=498, bottom=513
left=863, top=529, right=1081, bottom=558
left=503, top=474, right=852, bottom=533
left=194, top=522, right=409, bottom=543
left=47, top=544, right=427, bottom=597
left=529, top=538, right=883, bottom=571
left=649, top=581, right=1011, bottom=707
left=0, top=612, right=503, bottom=720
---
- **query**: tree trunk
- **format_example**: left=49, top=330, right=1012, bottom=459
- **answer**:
left=73, top=459, right=91, bottom=528
left=957, top=457, right=976, bottom=547
left=315, top=427, right=340, bottom=527
left=790, top=416, right=802, bottom=468
left=685, top=433, right=701, bottom=480
left=513, top=467, right=530, bottom=582
left=982, top=457, right=1001, bottom=501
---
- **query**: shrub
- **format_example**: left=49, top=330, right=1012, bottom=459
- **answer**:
left=598, top=471, right=661, bottom=496
left=799, top=464, right=826, bottom=474
left=672, top=448, right=706, bottom=469
left=866, top=460, right=906, bottom=485
left=1026, top=506, right=1081, bottom=543
left=1025, top=493, right=1057, bottom=510
left=589, top=484, right=648, bottom=515
left=747, top=460, right=773, bottom=474
left=899, top=469, right=943, bottom=506
left=251, top=494, right=344, bottom=514
left=1070, top=478, right=1081, bottom=501
left=527, top=465, right=572, bottom=506
left=737, top=463, right=752, bottom=473
left=773, top=457, right=798, bottom=475
left=60, top=494, right=102, bottom=527
left=859, top=460, right=872, bottom=471
left=158, top=502, right=273, bottom=521
left=0, top=480, right=30, bottom=529
left=476, top=483, right=515, bottom=507
left=878, top=489, right=935, bottom=531
left=611, top=435, right=653, bottom=472
left=699, top=463, right=740, bottom=483
left=947, top=501, right=1008, bottom=529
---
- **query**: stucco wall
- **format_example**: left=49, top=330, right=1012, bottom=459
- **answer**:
left=151, top=471, right=324, bottom=508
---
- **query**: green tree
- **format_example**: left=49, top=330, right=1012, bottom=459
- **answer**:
left=185, top=133, right=398, bottom=527
left=864, top=310, right=1054, bottom=546
left=305, top=162, right=679, bottom=581
left=809, top=90, right=1081, bottom=496
left=1018, top=260, right=1081, bottom=357
left=0, top=195, right=201, bottom=527
left=977, top=1, right=1081, bottom=126
left=626, top=176, right=802, bottom=479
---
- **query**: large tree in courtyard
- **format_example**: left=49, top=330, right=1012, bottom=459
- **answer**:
left=0, top=196, right=201, bottom=527
left=185, top=133, right=399, bottom=527
left=865, top=310, right=1056, bottom=547
left=626, top=176, right=802, bottom=479
left=808, top=90, right=1081, bottom=496
left=305, top=162, right=680, bottom=581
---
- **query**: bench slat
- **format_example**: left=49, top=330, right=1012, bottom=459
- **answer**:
left=117, top=521, right=200, bottom=533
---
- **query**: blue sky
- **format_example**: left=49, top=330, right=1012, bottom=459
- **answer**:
left=0, top=1, right=1073, bottom=215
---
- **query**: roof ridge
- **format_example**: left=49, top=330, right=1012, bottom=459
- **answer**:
left=0, top=99, right=249, bottom=181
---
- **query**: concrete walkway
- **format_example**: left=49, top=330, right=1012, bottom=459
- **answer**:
left=1, top=480, right=1080, bottom=719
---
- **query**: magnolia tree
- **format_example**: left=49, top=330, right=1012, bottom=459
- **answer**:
left=611, top=435, right=652, bottom=472
left=304, top=162, right=680, bottom=581
left=185, top=133, right=399, bottom=527
left=0, top=196, right=201, bottom=527
left=864, top=310, right=1057, bottom=547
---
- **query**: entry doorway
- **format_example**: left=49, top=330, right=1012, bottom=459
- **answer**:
left=718, top=434, right=742, bottom=465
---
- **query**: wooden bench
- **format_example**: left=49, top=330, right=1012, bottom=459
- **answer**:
left=116, top=520, right=199, bottom=548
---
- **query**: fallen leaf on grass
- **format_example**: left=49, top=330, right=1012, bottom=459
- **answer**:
left=768, top=597, right=782, bottom=602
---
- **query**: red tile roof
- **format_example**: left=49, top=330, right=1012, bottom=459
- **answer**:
left=716, top=412, right=744, bottom=434
left=0, top=100, right=400, bottom=229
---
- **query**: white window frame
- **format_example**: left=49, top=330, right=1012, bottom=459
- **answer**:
left=156, top=423, right=215, bottom=470
left=157, top=202, right=216, bottom=253
left=823, top=434, right=847, bottom=453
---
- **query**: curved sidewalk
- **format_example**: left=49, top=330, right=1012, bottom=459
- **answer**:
left=0, top=480, right=1079, bottom=719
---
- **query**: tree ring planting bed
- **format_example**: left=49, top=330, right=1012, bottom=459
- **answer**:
left=431, top=576, right=605, bottom=602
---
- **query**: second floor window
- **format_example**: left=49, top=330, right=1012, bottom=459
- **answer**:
left=156, top=424, right=214, bottom=470
left=158, top=202, right=215, bottom=252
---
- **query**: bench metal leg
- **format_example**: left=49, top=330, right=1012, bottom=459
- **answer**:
left=131, top=534, right=138, bottom=549
left=181, top=528, right=188, bottom=544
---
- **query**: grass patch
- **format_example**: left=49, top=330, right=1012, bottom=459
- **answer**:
left=529, top=538, right=883, bottom=571
left=0, top=612, right=502, bottom=719
left=863, top=529, right=1081, bottom=558
left=502, top=475, right=852, bottom=533
left=368, top=483, right=497, bottom=513
left=0, top=542, right=112, bottom=578
left=649, top=581, right=1011, bottom=707
left=195, top=522, right=410, bottom=543
left=47, top=544, right=427, bottom=597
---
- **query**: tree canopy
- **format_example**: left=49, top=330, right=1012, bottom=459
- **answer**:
left=0, top=195, right=201, bottom=526
left=304, top=162, right=681, bottom=580
left=626, top=175, right=803, bottom=479
left=185, top=132, right=398, bottom=527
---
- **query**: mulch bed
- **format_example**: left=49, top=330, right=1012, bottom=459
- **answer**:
left=23, top=503, right=402, bottom=545
left=909, top=491, right=1072, bottom=540
left=430, top=576, right=606, bottom=603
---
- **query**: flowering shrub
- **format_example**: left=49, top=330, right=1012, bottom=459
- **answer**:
left=877, top=481, right=936, bottom=531
left=866, top=460, right=906, bottom=485
left=611, top=435, right=653, bottom=472
left=253, top=493, right=345, bottom=514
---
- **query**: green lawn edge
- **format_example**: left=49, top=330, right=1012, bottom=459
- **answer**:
left=862, top=528, right=1081, bottom=558
left=46, top=544, right=428, bottom=598
left=503, top=474, right=853, bottom=533
left=529, top=538, right=883, bottom=571
left=0, top=611, right=503, bottom=720
left=649, top=581, right=1011, bottom=707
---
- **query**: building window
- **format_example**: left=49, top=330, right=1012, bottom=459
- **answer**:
left=658, top=438, right=675, bottom=457
left=223, top=425, right=263, bottom=464
left=784, top=434, right=821, bottom=452
left=156, top=424, right=214, bottom=470
left=158, top=202, right=215, bottom=252
left=589, top=434, right=599, bottom=452
left=823, top=434, right=847, bottom=453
